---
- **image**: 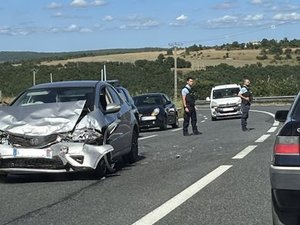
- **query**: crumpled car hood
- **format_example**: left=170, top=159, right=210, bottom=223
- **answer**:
left=0, top=101, right=87, bottom=136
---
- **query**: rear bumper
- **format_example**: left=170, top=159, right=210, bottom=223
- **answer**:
left=270, top=165, right=300, bottom=209
left=270, top=165, right=300, bottom=190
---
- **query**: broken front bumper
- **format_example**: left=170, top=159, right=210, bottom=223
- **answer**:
left=0, top=142, right=113, bottom=174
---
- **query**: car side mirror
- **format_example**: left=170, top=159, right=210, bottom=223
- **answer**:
left=275, top=110, right=289, bottom=122
left=206, top=97, right=210, bottom=102
left=106, top=103, right=121, bottom=114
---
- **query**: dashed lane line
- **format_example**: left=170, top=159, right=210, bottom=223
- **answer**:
left=171, top=128, right=182, bottom=132
left=138, top=135, right=157, bottom=140
left=131, top=165, right=232, bottom=225
left=232, top=145, right=257, bottom=159
left=267, top=127, right=278, bottom=133
left=255, top=134, right=271, bottom=143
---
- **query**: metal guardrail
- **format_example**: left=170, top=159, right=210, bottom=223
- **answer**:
left=196, top=95, right=296, bottom=105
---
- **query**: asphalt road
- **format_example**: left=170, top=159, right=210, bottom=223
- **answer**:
left=0, top=105, right=290, bottom=225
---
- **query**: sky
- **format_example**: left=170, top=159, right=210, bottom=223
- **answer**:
left=0, top=0, right=300, bottom=52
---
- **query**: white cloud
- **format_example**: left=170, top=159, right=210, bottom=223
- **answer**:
left=80, top=28, right=92, bottom=32
left=71, top=0, right=87, bottom=8
left=103, top=15, right=113, bottom=21
left=53, top=12, right=64, bottom=17
left=244, top=14, right=264, bottom=21
left=47, top=2, right=62, bottom=9
left=92, top=0, right=106, bottom=6
left=65, top=24, right=79, bottom=32
left=209, top=15, right=238, bottom=24
left=120, top=18, right=159, bottom=30
left=273, top=12, right=300, bottom=20
left=176, top=14, right=188, bottom=21
left=213, top=2, right=236, bottom=10
left=249, top=0, right=264, bottom=4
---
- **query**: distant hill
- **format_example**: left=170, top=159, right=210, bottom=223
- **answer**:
left=0, top=47, right=166, bottom=63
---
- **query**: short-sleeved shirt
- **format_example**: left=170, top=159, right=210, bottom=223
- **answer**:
left=182, top=85, right=191, bottom=96
left=238, top=87, right=247, bottom=95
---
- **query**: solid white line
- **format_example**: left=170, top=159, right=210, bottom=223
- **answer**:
left=171, top=128, right=182, bottom=132
left=232, top=145, right=257, bottom=159
left=131, top=165, right=232, bottom=225
left=255, top=134, right=271, bottom=143
left=267, top=127, right=278, bottom=133
left=138, top=135, right=157, bottom=140
left=250, top=109, right=275, bottom=118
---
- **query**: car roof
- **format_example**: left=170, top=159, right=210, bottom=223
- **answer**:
left=29, top=80, right=104, bottom=89
left=212, top=84, right=240, bottom=90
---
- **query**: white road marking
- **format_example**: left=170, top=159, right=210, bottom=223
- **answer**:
left=138, top=135, right=157, bottom=140
left=171, top=128, right=182, bottom=132
left=232, top=145, right=257, bottom=159
left=267, top=127, right=278, bottom=133
left=201, top=120, right=205, bottom=123
left=255, top=134, right=271, bottom=143
left=131, top=165, right=232, bottom=225
left=250, top=109, right=275, bottom=118
left=273, top=121, right=280, bottom=126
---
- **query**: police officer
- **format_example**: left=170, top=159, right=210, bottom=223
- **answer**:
left=238, top=79, right=253, bottom=131
left=182, top=77, right=201, bottom=136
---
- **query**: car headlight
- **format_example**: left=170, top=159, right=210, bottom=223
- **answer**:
left=71, top=129, right=102, bottom=143
left=151, top=108, right=160, bottom=116
left=211, top=101, right=218, bottom=108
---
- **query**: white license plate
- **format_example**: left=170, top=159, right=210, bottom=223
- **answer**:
left=141, top=116, right=156, bottom=121
left=222, top=107, right=234, bottom=112
left=12, top=148, right=52, bottom=158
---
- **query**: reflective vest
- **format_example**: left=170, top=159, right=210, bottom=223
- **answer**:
left=183, top=86, right=196, bottom=107
left=241, top=85, right=253, bottom=105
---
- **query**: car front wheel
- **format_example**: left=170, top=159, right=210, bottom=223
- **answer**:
left=123, top=128, right=139, bottom=163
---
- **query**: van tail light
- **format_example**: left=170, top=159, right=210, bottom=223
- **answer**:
left=274, top=136, right=300, bottom=155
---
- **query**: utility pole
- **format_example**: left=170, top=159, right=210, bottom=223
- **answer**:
left=168, top=42, right=182, bottom=102
left=32, top=69, right=37, bottom=86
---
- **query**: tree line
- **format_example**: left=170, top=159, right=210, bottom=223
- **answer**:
left=0, top=59, right=299, bottom=102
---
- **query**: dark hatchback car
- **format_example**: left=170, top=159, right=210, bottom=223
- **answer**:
left=0, top=80, right=139, bottom=178
left=106, top=80, right=139, bottom=125
left=133, top=93, right=179, bottom=130
left=270, top=92, right=300, bottom=225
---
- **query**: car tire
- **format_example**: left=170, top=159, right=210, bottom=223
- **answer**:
left=93, top=157, right=107, bottom=179
left=272, top=191, right=299, bottom=225
left=211, top=116, right=217, bottom=121
left=171, top=115, right=179, bottom=128
left=123, top=128, right=139, bottom=163
left=160, top=116, right=168, bottom=130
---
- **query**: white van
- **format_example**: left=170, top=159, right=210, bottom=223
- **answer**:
left=206, top=84, right=242, bottom=121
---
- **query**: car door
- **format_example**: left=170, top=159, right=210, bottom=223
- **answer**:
left=99, top=85, right=132, bottom=156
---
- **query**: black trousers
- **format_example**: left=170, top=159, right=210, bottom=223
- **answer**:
left=241, top=104, right=250, bottom=129
left=183, top=106, right=198, bottom=134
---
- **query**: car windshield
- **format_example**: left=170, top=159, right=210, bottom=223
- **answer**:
left=133, top=95, right=163, bottom=106
left=213, top=88, right=240, bottom=99
left=12, top=87, right=95, bottom=110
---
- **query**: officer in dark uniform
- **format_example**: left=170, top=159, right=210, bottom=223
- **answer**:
left=181, top=77, right=201, bottom=136
left=238, top=79, right=253, bottom=131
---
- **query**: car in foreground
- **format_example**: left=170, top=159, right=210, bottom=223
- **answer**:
left=206, top=84, right=242, bottom=121
left=133, top=93, right=179, bottom=130
left=0, top=80, right=139, bottom=178
left=270, top=92, right=300, bottom=225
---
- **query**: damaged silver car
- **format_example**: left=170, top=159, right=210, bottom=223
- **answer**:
left=0, top=80, right=139, bottom=177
